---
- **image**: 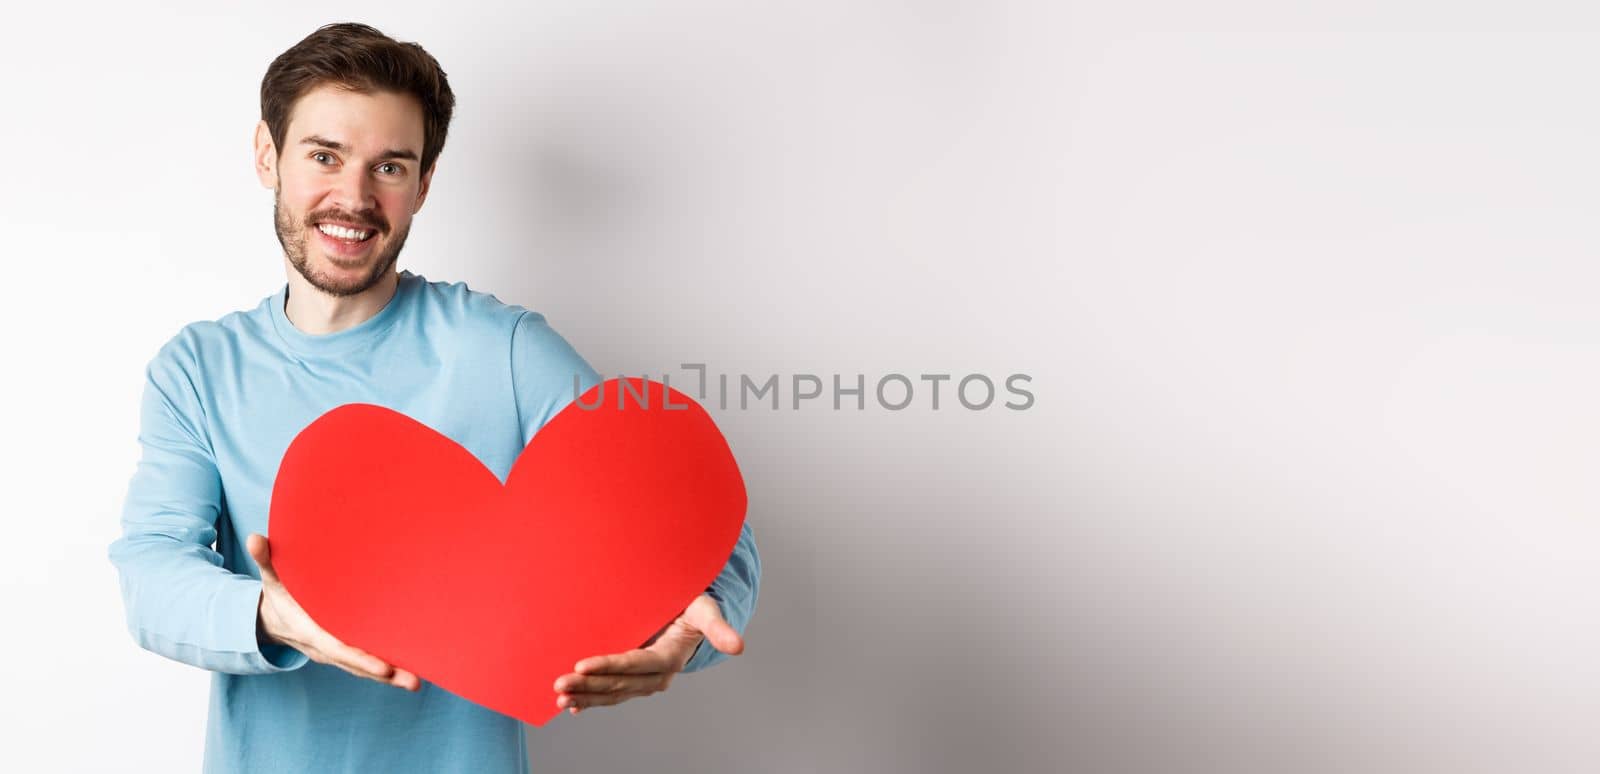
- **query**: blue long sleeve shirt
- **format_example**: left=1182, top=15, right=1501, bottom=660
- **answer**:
left=107, top=270, right=761, bottom=773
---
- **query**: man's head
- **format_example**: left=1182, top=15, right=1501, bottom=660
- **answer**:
left=253, top=23, right=455, bottom=297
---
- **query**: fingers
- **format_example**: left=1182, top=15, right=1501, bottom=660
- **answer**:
left=323, top=639, right=410, bottom=689
left=319, top=643, right=420, bottom=691
left=392, top=668, right=422, bottom=691
left=322, top=651, right=418, bottom=691
left=554, top=670, right=671, bottom=715
left=687, top=595, right=745, bottom=656
left=246, top=533, right=280, bottom=585
left=320, top=642, right=387, bottom=680
left=333, top=663, right=418, bottom=691
left=707, top=625, right=745, bottom=657
left=557, top=686, right=660, bottom=714
left=554, top=671, right=664, bottom=695
left=575, top=649, right=668, bottom=675
left=299, top=624, right=419, bottom=692
left=333, top=641, right=392, bottom=678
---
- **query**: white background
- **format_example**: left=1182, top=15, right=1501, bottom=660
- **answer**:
left=2, top=2, right=1598, bottom=772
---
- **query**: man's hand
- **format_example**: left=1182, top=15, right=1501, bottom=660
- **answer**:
left=247, top=533, right=420, bottom=692
left=552, top=593, right=743, bottom=715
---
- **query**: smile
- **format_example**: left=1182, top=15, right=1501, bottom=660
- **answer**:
left=316, top=222, right=375, bottom=242
left=313, top=222, right=379, bottom=259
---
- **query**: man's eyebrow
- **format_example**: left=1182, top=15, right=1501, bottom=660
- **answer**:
left=297, top=135, right=420, bottom=162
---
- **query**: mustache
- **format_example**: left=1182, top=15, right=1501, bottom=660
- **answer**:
left=306, top=210, right=387, bottom=233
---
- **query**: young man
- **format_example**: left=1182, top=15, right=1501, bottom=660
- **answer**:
left=106, top=22, right=760, bottom=774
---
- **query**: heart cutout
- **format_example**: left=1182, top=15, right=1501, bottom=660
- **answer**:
left=267, top=377, right=747, bottom=726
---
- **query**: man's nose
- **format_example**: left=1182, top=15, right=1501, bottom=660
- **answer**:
left=329, top=165, right=377, bottom=214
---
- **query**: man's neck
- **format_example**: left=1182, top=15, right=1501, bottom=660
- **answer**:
left=282, top=257, right=400, bottom=336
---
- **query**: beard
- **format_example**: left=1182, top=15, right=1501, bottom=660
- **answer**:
left=274, top=188, right=411, bottom=298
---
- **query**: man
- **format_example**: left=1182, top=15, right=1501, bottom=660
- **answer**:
left=106, top=22, right=761, bottom=774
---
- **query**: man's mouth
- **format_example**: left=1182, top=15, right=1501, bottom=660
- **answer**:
left=315, top=222, right=376, bottom=242
left=312, top=221, right=379, bottom=258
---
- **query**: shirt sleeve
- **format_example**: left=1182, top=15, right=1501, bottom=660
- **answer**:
left=509, top=311, right=761, bottom=673
left=106, top=341, right=309, bottom=675
left=510, top=310, right=603, bottom=441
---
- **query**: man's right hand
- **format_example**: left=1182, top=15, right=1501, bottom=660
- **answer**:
left=246, top=533, right=421, bottom=692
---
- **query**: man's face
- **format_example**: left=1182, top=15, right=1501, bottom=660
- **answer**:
left=255, top=84, right=434, bottom=297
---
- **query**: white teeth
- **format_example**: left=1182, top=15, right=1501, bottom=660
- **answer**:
left=317, top=223, right=372, bottom=241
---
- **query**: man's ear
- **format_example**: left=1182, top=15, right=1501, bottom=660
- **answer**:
left=413, top=161, right=436, bottom=215
left=253, top=121, right=278, bottom=189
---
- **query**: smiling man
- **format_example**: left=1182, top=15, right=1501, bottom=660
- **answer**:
left=106, top=22, right=760, bottom=774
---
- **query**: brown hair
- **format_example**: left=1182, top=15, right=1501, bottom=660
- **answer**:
left=260, top=22, right=456, bottom=174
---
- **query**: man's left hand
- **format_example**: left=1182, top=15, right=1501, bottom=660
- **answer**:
left=553, top=593, right=744, bottom=715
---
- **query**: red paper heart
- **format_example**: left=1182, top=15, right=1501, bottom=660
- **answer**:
left=267, top=377, right=747, bottom=726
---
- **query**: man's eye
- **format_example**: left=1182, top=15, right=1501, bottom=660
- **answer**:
left=312, top=151, right=336, bottom=165
left=378, top=163, right=402, bottom=175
